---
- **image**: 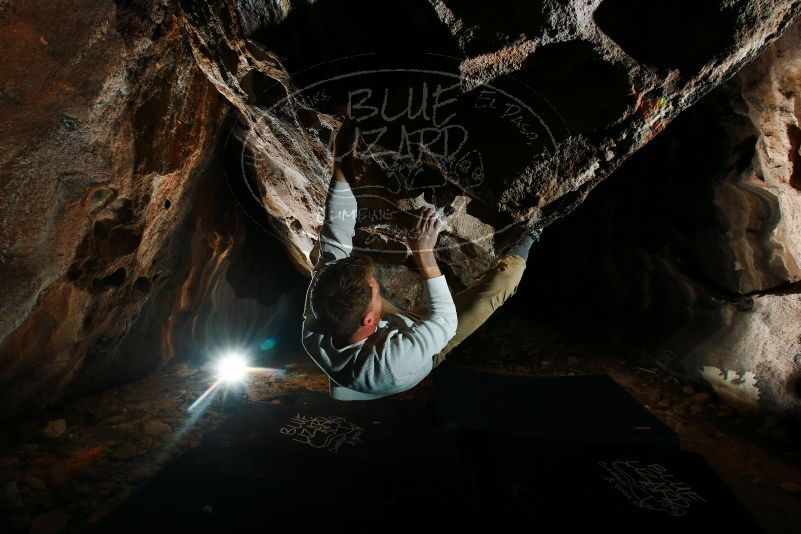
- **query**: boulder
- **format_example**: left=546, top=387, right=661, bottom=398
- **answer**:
left=181, top=0, right=800, bottom=307
left=518, top=19, right=801, bottom=421
left=0, top=1, right=227, bottom=418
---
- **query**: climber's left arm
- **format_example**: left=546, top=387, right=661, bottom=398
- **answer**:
left=302, top=121, right=359, bottom=330
left=315, top=119, right=359, bottom=266
left=316, top=180, right=357, bottom=265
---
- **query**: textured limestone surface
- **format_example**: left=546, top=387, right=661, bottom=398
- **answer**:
left=1, top=0, right=800, bottom=418
left=520, top=20, right=801, bottom=421
left=183, top=0, right=801, bottom=308
left=688, top=21, right=801, bottom=418
left=0, top=1, right=228, bottom=417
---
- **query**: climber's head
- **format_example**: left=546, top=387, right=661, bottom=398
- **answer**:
left=311, top=255, right=384, bottom=344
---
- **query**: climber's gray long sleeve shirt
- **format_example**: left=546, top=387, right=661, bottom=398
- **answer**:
left=301, top=180, right=457, bottom=400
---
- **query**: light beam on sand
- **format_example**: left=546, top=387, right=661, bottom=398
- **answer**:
left=246, top=366, right=286, bottom=376
left=186, top=365, right=285, bottom=413
left=186, top=352, right=248, bottom=413
left=187, top=379, right=222, bottom=413
left=155, top=363, right=286, bottom=465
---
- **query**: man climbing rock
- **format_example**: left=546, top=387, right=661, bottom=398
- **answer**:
left=301, top=120, right=541, bottom=399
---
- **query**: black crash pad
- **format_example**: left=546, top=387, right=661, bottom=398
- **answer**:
left=101, top=386, right=755, bottom=532
left=100, top=394, right=471, bottom=530
left=466, top=442, right=760, bottom=532
left=434, top=365, right=678, bottom=449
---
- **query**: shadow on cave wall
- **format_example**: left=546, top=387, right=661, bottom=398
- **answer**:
left=434, top=0, right=550, bottom=55
left=593, top=0, right=743, bottom=77
left=244, top=0, right=465, bottom=115
left=250, top=0, right=461, bottom=74
left=505, top=79, right=752, bottom=344
left=512, top=40, right=631, bottom=139
left=169, top=120, right=309, bottom=370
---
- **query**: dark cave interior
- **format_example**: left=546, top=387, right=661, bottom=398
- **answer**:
left=2, top=0, right=801, bottom=532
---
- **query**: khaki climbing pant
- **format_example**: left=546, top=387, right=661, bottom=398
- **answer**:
left=380, top=253, right=527, bottom=368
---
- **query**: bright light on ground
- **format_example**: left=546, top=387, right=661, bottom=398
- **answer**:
left=217, top=353, right=249, bottom=384
left=187, top=353, right=283, bottom=413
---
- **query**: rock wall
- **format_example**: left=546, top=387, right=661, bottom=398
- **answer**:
left=182, top=0, right=801, bottom=310
left=521, top=19, right=801, bottom=421
left=0, top=0, right=799, bottom=418
left=0, top=1, right=229, bottom=417
left=694, top=21, right=801, bottom=417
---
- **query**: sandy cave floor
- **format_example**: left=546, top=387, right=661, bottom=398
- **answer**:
left=1, top=309, right=800, bottom=533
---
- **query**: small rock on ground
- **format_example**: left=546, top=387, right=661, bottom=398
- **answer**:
left=41, top=419, right=67, bottom=438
